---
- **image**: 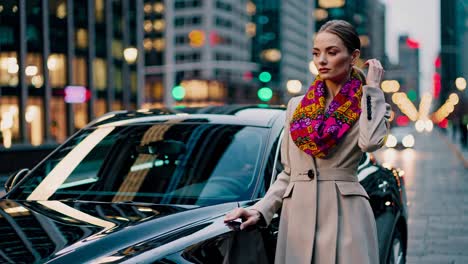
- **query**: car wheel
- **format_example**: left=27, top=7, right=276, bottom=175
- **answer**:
left=387, top=228, right=405, bottom=264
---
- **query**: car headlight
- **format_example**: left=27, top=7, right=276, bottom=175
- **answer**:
left=402, top=134, right=415, bottom=148
left=386, top=134, right=397, bottom=148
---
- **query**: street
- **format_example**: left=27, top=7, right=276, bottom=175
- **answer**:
left=375, top=129, right=468, bottom=263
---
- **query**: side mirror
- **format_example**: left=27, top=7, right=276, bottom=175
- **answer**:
left=4, top=168, right=30, bottom=193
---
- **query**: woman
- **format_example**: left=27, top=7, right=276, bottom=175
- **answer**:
left=224, top=19, right=389, bottom=264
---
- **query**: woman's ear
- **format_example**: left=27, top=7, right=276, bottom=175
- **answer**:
left=351, top=49, right=361, bottom=65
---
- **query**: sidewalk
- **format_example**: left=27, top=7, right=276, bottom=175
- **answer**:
left=439, top=128, right=468, bottom=169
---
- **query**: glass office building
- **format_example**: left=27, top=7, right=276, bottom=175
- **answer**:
left=0, top=0, right=144, bottom=148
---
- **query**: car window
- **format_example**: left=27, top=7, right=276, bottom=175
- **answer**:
left=271, top=130, right=284, bottom=184
left=9, top=124, right=268, bottom=206
left=260, top=131, right=281, bottom=197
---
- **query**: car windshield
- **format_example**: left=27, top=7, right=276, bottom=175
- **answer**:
left=8, top=123, right=267, bottom=206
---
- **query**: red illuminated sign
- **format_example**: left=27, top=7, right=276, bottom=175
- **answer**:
left=434, top=56, right=441, bottom=68
left=406, top=38, right=420, bottom=49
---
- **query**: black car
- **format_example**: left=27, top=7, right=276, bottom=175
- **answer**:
left=1, top=105, right=407, bottom=264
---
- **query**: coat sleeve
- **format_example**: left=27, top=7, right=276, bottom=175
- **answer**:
left=248, top=98, right=295, bottom=226
left=358, top=85, right=391, bottom=152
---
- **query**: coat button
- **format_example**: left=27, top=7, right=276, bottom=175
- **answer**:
left=307, top=169, right=314, bottom=179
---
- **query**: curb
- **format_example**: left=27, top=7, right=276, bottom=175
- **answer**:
left=436, top=130, right=468, bottom=169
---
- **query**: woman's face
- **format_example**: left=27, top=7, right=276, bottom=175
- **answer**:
left=313, top=31, right=358, bottom=83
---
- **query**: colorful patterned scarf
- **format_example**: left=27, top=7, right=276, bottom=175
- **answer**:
left=290, top=68, right=364, bottom=158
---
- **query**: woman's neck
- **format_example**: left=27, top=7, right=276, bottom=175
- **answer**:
left=324, top=79, right=346, bottom=98
left=324, top=71, right=352, bottom=98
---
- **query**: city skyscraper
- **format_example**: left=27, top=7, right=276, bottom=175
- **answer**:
left=252, top=0, right=314, bottom=101
left=0, top=0, right=145, bottom=147
left=143, top=0, right=258, bottom=106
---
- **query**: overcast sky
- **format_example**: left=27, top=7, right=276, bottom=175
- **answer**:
left=384, top=0, right=440, bottom=94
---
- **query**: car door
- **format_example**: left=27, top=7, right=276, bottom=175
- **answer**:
left=258, top=129, right=284, bottom=261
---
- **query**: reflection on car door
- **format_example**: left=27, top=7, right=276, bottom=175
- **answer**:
left=260, top=129, right=284, bottom=262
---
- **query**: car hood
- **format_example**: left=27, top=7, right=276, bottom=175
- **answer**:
left=0, top=199, right=240, bottom=263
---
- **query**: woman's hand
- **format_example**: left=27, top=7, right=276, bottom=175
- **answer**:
left=364, top=59, right=384, bottom=88
left=224, top=208, right=261, bottom=230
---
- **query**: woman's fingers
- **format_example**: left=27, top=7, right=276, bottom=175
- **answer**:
left=364, top=59, right=384, bottom=87
left=224, top=208, right=260, bottom=230
left=224, top=208, right=244, bottom=222
left=240, top=216, right=257, bottom=230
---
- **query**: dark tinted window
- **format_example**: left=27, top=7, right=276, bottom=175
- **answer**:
left=10, top=124, right=267, bottom=206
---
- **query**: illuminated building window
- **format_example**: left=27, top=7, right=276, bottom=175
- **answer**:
left=0, top=52, right=19, bottom=87
left=0, top=98, right=45, bottom=147
left=56, top=1, right=67, bottom=19
left=245, top=22, right=256, bottom=37
left=153, top=3, right=164, bottom=13
left=246, top=1, right=256, bottom=15
left=95, top=99, right=107, bottom=119
left=112, top=40, right=123, bottom=60
left=73, top=57, right=87, bottom=86
left=144, top=20, right=153, bottom=32
left=73, top=103, right=88, bottom=129
left=0, top=97, right=19, bottom=147
left=153, top=19, right=165, bottom=32
left=144, top=3, right=152, bottom=14
left=95, top=0, right=104, bottom=23
left=153, top=81, right=164, bottom=100
left=93, top=58, right=107, bottom=90
left=76, top=28, right=88, bottom=49
left=144, top=38, right=153, bottom=51
left=26, top=100, right=44, bottom=146
left=153, top=38, right=165, bottom=51
left=48, top=54, right=66, bottom=88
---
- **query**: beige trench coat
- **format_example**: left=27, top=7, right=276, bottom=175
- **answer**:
left=250, top=85, right=390, bottom=264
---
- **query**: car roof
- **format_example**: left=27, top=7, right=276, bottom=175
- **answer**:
left=87, top=104, right=287, bottom=128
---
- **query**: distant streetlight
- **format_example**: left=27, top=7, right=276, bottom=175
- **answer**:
left=448, top=93, right=459, bottom=105
left=381, top=80, right=400, bottom=93
left=261, top=49, right=281, bottom=62
left=455, top=77, right=466, bottom=91
left=25, top=65, right=38, bottom=76
left=314, top=8, right=328, bottom=21
left=287, top=80, right=302, bottom=94
left=123, top=47, right=138, bottom=64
